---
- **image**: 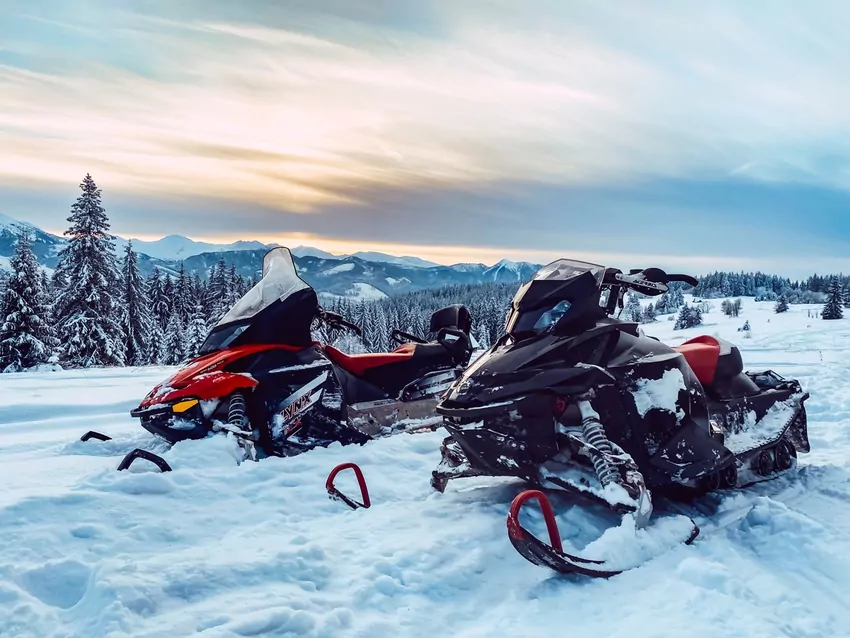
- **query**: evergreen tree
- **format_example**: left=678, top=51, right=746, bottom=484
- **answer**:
left=642, top=302, right=657, bottom=323
left=173, top=262, right=190, bottom=324
left=147, top=321, right=164, bottom=366
left=162, top=314, right=186, bottom=365
left=183, top=304, right=209, bottom=359
left=148, top=268, right=170, bottom=330
left=120, top=242, right=152, bottom=365
left=822, top=278, right=844, bottom=320
left=774, top=295, right=789, bottom=314
left=0, top=232, right=55, bottom=371
left=53, top=174, right=125, bottom=367
left=623, top=293, right=643, bottom=322
left=733, top=298, right=742, bottom=317
left=674, top=303, right=703, bottom=330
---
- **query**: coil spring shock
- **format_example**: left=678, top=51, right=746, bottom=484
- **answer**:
left=576, top=399, right=620, bottom=486
left=227, top=392, right=249, bottom=435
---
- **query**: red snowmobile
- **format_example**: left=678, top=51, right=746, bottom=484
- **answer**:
left=81, top=247, right=474, bottom=470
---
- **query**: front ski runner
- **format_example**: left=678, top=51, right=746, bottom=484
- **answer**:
left=82, top=247, right=475, bottom=470
left=431, top=259, right=810, bottom=577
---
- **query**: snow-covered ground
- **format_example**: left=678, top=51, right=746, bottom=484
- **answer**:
left=2, top=298, right=850, bottom=637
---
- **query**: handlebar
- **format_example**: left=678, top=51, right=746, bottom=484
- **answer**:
left=603, top=267, right=698, bottom=295
left=318, top=310, right=362, bottom=337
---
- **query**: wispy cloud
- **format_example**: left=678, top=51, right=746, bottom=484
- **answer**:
left=1, top=1, right=850, bottom=273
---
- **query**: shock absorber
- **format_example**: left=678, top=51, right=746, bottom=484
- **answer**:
left=227, top=392, right=249, bottom=434
left=576, top=398, right=620, bottom=487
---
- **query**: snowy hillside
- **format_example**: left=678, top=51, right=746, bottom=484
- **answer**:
left=114, top=235, right=276, bottom=261
left=2, top=298, right=850, bottom=636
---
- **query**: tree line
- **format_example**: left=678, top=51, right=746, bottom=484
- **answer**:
left=2, top=174, right=849, bottom=372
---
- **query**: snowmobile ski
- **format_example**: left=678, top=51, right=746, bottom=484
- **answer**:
left=326, top=462, right=371, bottom=510
left=80, top=431, right=112, bottom=442
left=116, top=448, right=172, bottom=473
left=506, top=489, right=699, bottom=578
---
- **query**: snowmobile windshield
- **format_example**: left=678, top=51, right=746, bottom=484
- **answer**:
left=199, top=248, right=317, bottom=355
left=506, top=259, right=606, bottom=338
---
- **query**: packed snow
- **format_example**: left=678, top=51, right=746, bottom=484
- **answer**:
left=3, top=298, right=850, bottom=636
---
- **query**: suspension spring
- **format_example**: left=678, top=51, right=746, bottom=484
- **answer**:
left=227, top=392, right=249, bottom=434
left=577, top=399, right=620, bottom=486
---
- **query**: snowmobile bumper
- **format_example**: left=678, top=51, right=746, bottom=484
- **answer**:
left=131, top=400, right=211, bottom=444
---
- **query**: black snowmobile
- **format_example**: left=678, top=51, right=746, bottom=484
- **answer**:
left=82, top=247, right=474, bottom=470
left=431, top=259, right=810, bottom=577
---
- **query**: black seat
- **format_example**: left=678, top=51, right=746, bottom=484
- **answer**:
left=708, top=338, right=760, bottom=399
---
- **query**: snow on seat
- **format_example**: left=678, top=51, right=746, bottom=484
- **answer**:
left=672, top=335, right=721, bottom=386
left=323, top=343, right=416, bottom=377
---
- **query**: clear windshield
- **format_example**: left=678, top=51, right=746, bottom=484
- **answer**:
left=531, top=259, right=606, bottom=284
left=214, top=247, right=311, bottom=328
left=507, top=258, right=606, bottom=337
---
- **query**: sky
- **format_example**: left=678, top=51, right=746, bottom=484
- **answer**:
left=1, top=0, right=850, bottom=277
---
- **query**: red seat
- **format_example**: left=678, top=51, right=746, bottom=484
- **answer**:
left=672, top=335, right=720, bottom=386
left=323, top=343, right=416, bottom=377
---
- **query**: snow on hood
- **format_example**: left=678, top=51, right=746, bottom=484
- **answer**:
left=632, top=368, right=686, bottom=418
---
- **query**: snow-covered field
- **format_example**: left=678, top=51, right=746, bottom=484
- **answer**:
left=3, top=298, right=850, bottom=637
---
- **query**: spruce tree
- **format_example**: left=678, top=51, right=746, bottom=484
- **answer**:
left=53, top=174, right=125, bottom=367
left=774, top=295, right=789, bottom=314
left=183, top=304, right=209, bottom=359
left=0, top=232, right=55, bottom=371
left=147, top=268, right=170, bottom=330
left=674, top=303, right=703, bottom=330
left=173, top=262, right=190, bottom=324
left=624, top=293, right=642, bottom=322
left=642, top=302, right=656, bottom=323
left=162, top=314, right=186, bottom=365
left=822, top=278, right=844, bottom=320
left=120, top=242, right=153, bottom=365
left=147, top=322, right=165, bottom=366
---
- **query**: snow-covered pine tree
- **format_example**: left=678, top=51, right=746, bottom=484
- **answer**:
left=674, top=303, right=703, bottom=330
left=207, top=258, right=230, bottom=324
left=162, top=314, right=186, bottom=365
left=642, top=302, right=656, bottom=323
left=120, top=242, right=152, bottom=366
left=0, top=232, right=56, bottom=371
left=623, top=293, right=643, bottom=322
left=173, top=262, right=190, bottom=325
left=183, top=304, right=209, bottom=359
left=147, top=321, right=164, bottom=366
left=732, top=298, right=742, bottom=317
left=53, top=174, right=125, bottom=368
left=774, top=295, right=789, bottom=314
left=147, top=268, right=170, bottom=330
left=822, top=278, right=844, bottom=320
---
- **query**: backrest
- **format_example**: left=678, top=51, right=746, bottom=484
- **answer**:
left=429, top=304, right=472, bottom=335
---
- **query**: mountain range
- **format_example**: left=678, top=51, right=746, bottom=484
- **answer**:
left=0, top=214, right=541, bottom=300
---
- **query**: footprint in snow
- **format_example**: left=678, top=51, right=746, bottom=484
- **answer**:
left=18, top=560, right=91, bottom=609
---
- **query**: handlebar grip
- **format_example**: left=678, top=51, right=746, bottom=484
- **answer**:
left=667, top=274, right=699, bottom=287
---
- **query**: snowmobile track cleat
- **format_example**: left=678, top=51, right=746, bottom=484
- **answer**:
left=326, top=462, right=371, bottom=510
left=80, top=431, right=111, bottom=442
left=117, top=448, right=172, bottom=473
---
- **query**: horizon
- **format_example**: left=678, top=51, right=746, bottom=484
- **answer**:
left=5, top=207, right=840, bottom=281
left=3, top=2, right=850, bottom=279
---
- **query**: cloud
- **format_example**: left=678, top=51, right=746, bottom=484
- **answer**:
left=1, top=0, right=850, bottom=273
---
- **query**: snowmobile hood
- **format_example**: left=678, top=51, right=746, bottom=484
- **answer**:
left=439, top=323, right=623, bottom=410
left=138, top=344, right=293, bottom=408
